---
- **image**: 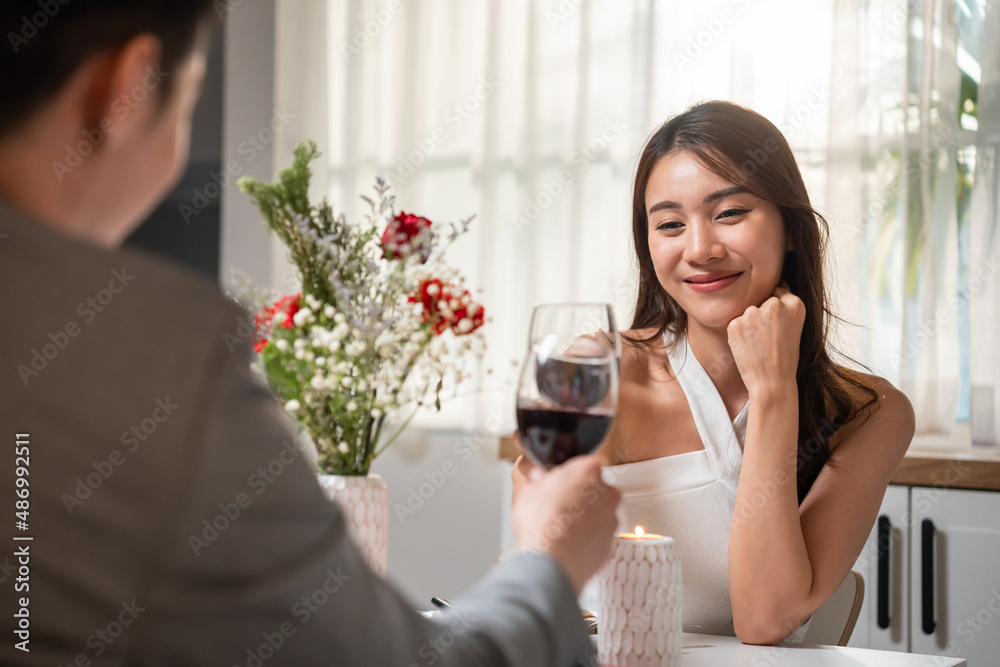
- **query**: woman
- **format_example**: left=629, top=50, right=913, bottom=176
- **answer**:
left=513, top=101, right=915, bottom=645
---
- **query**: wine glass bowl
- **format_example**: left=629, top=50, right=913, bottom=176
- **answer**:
left=516, top=304, right=620, bottom=468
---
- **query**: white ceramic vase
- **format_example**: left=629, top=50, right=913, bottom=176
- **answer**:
left=317, top=473, right=388, bottom=575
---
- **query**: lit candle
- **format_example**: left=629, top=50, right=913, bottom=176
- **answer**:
left=597, top=526, right=682, bottom=667
left=619, top=525, right=664, bottom=540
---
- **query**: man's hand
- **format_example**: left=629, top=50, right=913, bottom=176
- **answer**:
left=511, top=454, right=620, bottom=594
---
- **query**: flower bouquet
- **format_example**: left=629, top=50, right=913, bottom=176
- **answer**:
left=237, top=141, right=486, bottom=477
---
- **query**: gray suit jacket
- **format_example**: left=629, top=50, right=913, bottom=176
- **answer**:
left=0, top=199, right=596, bottom=666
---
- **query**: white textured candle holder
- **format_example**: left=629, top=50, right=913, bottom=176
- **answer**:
left=597, top=536, right=682, bottom=667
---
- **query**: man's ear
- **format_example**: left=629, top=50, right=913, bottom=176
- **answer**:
left=81, top=34, right=163, bottom=139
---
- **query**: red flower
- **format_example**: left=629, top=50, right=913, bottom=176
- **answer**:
left=409, top=279, right=485, bottom=336
left=382, top=211, right=432, bottom=262
left=254, top=293, right=303, bottom=351
left=275, top=294, right=301, bottom=329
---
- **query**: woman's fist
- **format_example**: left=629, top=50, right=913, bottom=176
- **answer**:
left=726, top=283, right=805, bottom=398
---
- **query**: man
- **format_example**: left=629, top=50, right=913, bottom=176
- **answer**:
left=0, top=2, right=619, bottom=664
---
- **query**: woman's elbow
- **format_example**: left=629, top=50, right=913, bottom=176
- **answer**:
left=733, top=611, right=802, bottom=646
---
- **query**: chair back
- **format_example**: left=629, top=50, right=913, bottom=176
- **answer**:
left=800, top=570, right=865, bottom=646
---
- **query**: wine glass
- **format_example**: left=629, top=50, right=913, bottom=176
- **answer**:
left=515, top=303, right=620, bottom=468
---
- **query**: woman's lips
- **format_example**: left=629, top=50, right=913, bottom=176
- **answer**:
left=684, top=272, right=743, bottom=293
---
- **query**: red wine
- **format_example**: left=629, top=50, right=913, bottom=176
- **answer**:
left=516, top=406, right=613, bottom=467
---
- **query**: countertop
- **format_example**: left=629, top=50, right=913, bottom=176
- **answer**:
left=497, top=436, right=1000, bottom=492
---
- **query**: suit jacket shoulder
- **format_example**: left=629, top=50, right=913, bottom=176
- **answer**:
left=0, top=203, right=596, bottom=667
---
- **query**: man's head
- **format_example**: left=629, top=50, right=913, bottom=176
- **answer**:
left=0, top=1, right=218, bottom=246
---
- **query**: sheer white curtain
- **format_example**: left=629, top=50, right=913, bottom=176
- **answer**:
left=967, top=0, right=1000, bottom=447
left=271, top=0, right=845, bottom=431
left=827, top=0, right=1000, bottom=446
left=274, top=0, right=1000, bottom=449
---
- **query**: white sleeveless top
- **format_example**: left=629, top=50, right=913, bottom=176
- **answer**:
left=581, top=330, right=811, bottom=642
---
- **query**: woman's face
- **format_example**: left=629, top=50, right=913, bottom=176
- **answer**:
left=645, top=150, right=788, bottom=331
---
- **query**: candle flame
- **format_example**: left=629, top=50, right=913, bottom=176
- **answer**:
left=635, top=526, right=644, bottom=538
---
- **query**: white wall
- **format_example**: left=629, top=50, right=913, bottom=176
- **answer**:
left=371, top=428, right=510, bottom=608
left=220, top=0, right=279, bottom=293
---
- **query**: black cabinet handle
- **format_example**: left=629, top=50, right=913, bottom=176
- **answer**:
left=877, top=515, right=890, bottom=630
left=921, top=518, right=936, bottom=635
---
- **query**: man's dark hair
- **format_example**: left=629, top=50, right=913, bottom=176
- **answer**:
left=0, top=0, right=218, bottom=137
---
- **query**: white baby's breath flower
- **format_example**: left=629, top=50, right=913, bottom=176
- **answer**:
left=341, top=376, right=352, bottom=387
left=274, top=311, right=288, bottom=325
left=356, top=380, right=368, bottom=392
left=275, top=339, right=289, bottom=352
left=324, top=305, right=336, bottom=318
left=346, top=400, right=358, bottom=412
left=371, top=408, right=382, bottom=419
left=295, top=349, right=305, bottom=360
left=338, top=441, right=350, bottom=454
left=284, top=399, right=300, bottom=412
left=315, top=356, right=326, bottom=366
left=457, top=318, right=473, bottom=334
left=334, top=313, right=347, bottom=324
left=293, top=339, right=306, bottom=350
left=292, top=308, right=311, bottom=327
left=310, top=375, right=325, bottom=390
left=304, top=351, right=315, bottom=362
left=327, top=339, right=341, bottom=352
left=426, top=283, right=440, bottom=297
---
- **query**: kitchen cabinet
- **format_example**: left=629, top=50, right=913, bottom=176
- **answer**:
left=849, top=485, right=1000, bottom=667
left=850, top=485, right=910, bottom=652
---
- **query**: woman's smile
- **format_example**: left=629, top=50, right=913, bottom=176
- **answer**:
left=684, top=271, right=744, bottom=293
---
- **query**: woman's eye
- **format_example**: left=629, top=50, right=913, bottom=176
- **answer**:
left=718, top=208, right=749, bottom=220
left=655, top=221, right=682, bottom=231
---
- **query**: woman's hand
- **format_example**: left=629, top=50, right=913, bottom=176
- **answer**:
left=726, top=283, right=805, bottom=398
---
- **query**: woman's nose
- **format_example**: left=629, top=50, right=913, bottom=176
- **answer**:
left=683, top=222, right=724, bottom=264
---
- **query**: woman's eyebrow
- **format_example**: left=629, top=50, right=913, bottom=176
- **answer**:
left=647, top=186, right=748, bottom=215
left=703, top=185, right=747, bottom=204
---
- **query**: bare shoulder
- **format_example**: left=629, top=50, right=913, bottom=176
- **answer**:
left=846, top=372, right=915, bottom=429
left=829, top=372, right=915, bottom=462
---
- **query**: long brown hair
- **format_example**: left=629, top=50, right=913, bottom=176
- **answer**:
left=629, top=100, right=878, bottom=502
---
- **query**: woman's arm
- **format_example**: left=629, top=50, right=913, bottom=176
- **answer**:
left=726, top=287, right=915, bottom=645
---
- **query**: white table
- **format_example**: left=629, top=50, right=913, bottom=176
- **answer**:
left=596, top=633, right=968, bottom=666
